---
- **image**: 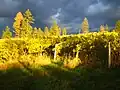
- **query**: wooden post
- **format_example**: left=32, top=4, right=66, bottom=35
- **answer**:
left=54, top=42, right=65, bottom=62
left=76, top=51, right=79, bottom=58
left=54, top=44, right=58, bottom=61
left=108, top=42, right=111, bottom=68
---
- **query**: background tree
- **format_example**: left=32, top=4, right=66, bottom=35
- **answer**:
left=50, top=20, right=61, bottom=36
left=62, top=28, right=67, bottom=35
left=105, top=24, right=109, bottom=31
left=21, top=19, right=33, bottom=38
left=44, top=27, right=49, bottom=36
left=115, top=20, right=120, bottom=32
left=100, top=25, right=105, bottom=32
left=32, top=27, right=44, bottom=38
left=2, top=26, right=12, bottom=39
left=32, top=27, right=38, bottom=38
left=21, top=9, right=34, bottom=38
left=13, top=12, right=23, bottom=37
left=24, top=9, right=34, bottom=24
left=38, top=28, right=44, bottom=37
left=81, top=17, right=89, bottom=33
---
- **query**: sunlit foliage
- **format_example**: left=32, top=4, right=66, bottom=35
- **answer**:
left=2, top=26, right=12, bottom=39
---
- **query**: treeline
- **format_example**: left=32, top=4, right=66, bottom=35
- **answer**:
left=1, top=9, right=67, bottom=39
left=1, top=9, right=120, bottom=39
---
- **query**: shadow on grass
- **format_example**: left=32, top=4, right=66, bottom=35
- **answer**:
left=0, top=65, right=120, bottom=90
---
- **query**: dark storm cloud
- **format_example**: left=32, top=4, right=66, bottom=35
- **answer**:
left=86, top=0, right=120, bottom=28
left=0, top=0, right=120, bottom=33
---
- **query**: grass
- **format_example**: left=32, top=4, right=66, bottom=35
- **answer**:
left=0, top=56, right=120, bottom=90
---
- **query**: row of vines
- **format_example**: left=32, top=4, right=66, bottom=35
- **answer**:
left=0, top=32, right=120, bottom=68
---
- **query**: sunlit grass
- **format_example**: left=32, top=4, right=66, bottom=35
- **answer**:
left=0, top=55, right=120, bottom=90
left=64, top=58, right=81, bottom=69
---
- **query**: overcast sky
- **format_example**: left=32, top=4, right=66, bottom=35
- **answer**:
left=0, top=0, right=120, bottom=33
